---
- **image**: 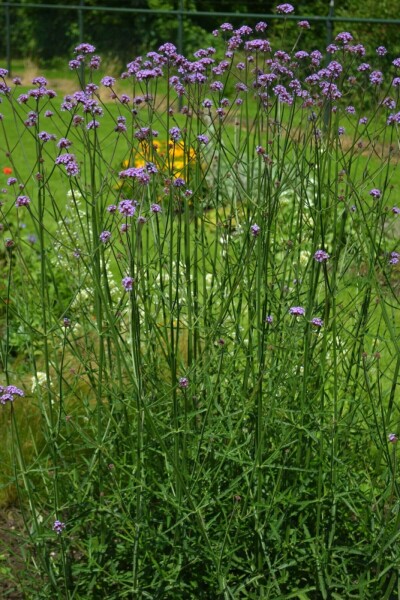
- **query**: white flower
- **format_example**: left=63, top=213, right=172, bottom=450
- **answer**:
left=67, top=189, right=82, bottom=200
left=31, top=371, right=51, bottom=392
left=299, top=250, right=311, bottom=266
left=205, top=273, right=213, bottom=287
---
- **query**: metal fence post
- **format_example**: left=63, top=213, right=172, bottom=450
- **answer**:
left=327, top=0, right=335, bottom=49
left=78, top=0, right=84, bottom=42
left=177, top=0, right=184, bottom=55
left=78, top=0, right=85, bottom=85
left=5, top=4, right=11, bottom=76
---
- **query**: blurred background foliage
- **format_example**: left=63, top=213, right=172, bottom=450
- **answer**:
left=3, top=0, right=400, bottom=65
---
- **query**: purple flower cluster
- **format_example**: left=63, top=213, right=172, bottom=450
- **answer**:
left=119, top=167, right=151, bottom=185
left=335, top=32, right=353, bottom=45
left=53, top=520, right=66, bottom=535
left=38, top=131, right=56, bottom=143
left=179, top=377, right=189, bottom=388
left=17, top=77, right=56, bottom=106
left=122, top=276, right=134, bottom=291
left=197, top=134, right=209, bottom=145
left=24, top=111, right=38, bottom=127
left=369, top=188, right=381, bottom=199
left=0, top=385, right=24, bottom=405
left=90, top=23, right=396, bottom=113
left=255, top=21, right=267, bottom=32
left=118, top=199, right=137, bottom=217
left=75, top=43, right=96, bottom=55
left=370, top=71, right=383, bottom=85
left=169, top=127, right=181, bottom=142
left=60, top=88, right=103, bottom=127
left=134, top=127, right=159, bottom=141
left=87, top=119, right=100, bottom=130
left=55, top=153, right=79, bottom=177
left=311, top=317, right=323, bottom=327
left=297, top=20, right=310, bottom=29
left=99, top=230, right=111, bottom=243
left=276, top=3, right=294, bottom=14
left=101, top=75, right=116, bottom=88
left=115, top=116, right=127, bottom=133
left=387, top=112, right=400, bottom=125
left=314, top=249, right=330, bottom=263
left=244, top=39, right=271, bottom=53
left=15, top=195, right=31, bottom=208
left=289, top=306, right=305, bottom=316
left=57, top=138, right=72, bottom=149
left=173, top=177, right=186, bottom=188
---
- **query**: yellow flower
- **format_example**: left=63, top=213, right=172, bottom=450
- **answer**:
left=121, top=140, right=198, bottom=180
left=135, top=158, right=146, bottom=168
left=172, top=159, right=185, bottom=176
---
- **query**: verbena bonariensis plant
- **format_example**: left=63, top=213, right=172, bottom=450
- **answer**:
left=0, top=5, right=399, bottom=598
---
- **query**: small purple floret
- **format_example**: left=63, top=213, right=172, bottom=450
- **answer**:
left=276, top=3, right=294, bottom=14
left=197, top=134, right=209, bottom=145
left=118, top=199, right=136, bottom=217
left=314, top=249, right=330, bottom=262
left=179, top=377, right=189, bottom=388
left=122, top=276, right=134, bottom=291
left=74, top=43, right=95, bottom=55
left=311, top=317, right=324, bottom=327
left=297, top=20, right=310, bottom=29
left=53, top=520, right=66, bottom=535
left=15, top=195, right=31, bottom=208
left=369, top=188, right=381, bottom=199
left=169, top=126, right=181, bottom=142
left=99, top=230, right=111, bottom=243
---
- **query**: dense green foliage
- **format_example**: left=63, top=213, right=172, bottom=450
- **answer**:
left=4, top=0, right=400, bottom=63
